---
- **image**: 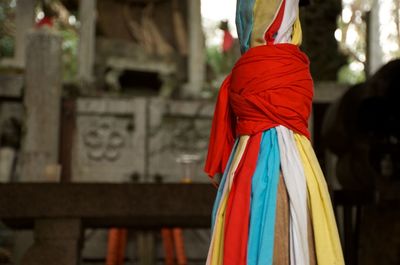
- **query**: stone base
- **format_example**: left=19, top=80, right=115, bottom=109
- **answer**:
left=21, top=219, right=82, bottom=265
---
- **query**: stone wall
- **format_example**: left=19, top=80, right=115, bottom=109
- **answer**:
left=71, top=97, right=214, bottom=183
left=0, top=73, right=24, bottom=183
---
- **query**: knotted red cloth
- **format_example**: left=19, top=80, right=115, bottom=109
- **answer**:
left=205, top=43, right=314, bottom=178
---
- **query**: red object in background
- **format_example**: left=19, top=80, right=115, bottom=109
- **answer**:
left=173, top=228, right=187, bottom=265
left=161, top=228, right=188, bottom=265
left=36, top=17, right=54, bottom=28
left=162, top=228, right=176, bottom=265
left=222, top=30, right=234, bottom=52
left=106, top=228, right=127, bottom=265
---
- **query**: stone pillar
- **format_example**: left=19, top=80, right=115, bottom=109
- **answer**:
left=20, top=29, right=63, bottom=182
left=21, top=219, right=82, bottom=265
left=185, top=0, right=205, bottom=98
left=137, top=232, right=155, bottom=265
left=78, top=0, right=97, bottom=87
left=15, top=0, right=36, bottom=67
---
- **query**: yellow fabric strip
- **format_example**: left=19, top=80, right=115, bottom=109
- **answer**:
left=291, top=9, right=302, bottom=45
left=251, top=0, right=283, bottom=48
left=207, top=136, right=250, bottom=264
left=210, top=193, right=228, bottom=265
left=294, top=133, right=345, bottom=265
left=228, top=136, right=250, bottom=189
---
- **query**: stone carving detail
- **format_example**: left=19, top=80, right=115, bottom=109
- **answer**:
left=72, top=98, right=212, bottom=182
left=72, top=98, right=146, bottom=182
left=83, top=117, right=128, bottom=162
left=148, top=99, right=214, bottom=182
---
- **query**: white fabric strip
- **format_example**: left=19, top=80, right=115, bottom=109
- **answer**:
left=275, top=0, right=299, bottom=43
left=277, top=125, right=309, bottom=265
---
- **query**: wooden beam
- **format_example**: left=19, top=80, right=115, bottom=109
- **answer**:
left=0, top=183, right=216, bottom=228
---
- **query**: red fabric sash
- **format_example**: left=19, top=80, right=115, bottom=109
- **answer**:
left=204, top=44, right=313, bottom=178
left=223, top=132, right=261, bottom=264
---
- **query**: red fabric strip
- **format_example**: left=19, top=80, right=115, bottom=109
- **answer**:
left=204, top=75, right=236, bottom=178
left=204, top=44, right=313, bottom=178
left=223, top=133, right=262, bottom=265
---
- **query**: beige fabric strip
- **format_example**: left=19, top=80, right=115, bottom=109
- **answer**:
left=251, top=0, right=284, bottom=47
left=273, top=175, right=290, bottom=265
left=228, top=135, right=250, bottom=190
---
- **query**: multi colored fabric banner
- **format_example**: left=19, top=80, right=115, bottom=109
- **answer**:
left=205, top=0, right=345, bottom=264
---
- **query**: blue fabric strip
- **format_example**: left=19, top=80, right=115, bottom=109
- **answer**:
left=236, top=0, right=256, bottom=53
left=247, top=129, right=281, bottom=265
left=211, top=139, right=239, bottom=231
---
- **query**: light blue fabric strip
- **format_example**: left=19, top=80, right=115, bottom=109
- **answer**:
left=236, top=0, right=256, bottom=53
left=211, top=138, right=239, bottom=231
left=247, top=129, right=281, bottom=265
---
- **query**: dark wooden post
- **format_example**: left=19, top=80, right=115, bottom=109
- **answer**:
left=59, top=99, right=76, bottom=182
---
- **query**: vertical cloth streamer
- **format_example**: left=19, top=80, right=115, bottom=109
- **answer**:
left=277, top=126, right=309, bottom=265
left=223, top=133, right=262, bottom=265
left=295, top=134, right=345, bottom=265
left=247, top=130, right=281, bottom=265
left=236, top=0, right=257, bottom=53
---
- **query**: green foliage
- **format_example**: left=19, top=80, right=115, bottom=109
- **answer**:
left=0, top=0, right=78, bottom=82
left=337, top=63, right=366, bottom=85
left=0, top=1, right=16, bottom=58
left=0, top=36, right=14, bottom=57
left=206, top=45, right=223, bottom=75
left=60, top=25, right=78, bottom=82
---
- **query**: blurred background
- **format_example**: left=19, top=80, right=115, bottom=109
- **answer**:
left=0, top=0, right=399, bottom=264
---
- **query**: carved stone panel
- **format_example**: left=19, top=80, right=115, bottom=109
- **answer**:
left=71, top=97, right=214, bottom=183
left=148, top=99, right=214, bottom=183
left=71, top=98, right=146, bottom=182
